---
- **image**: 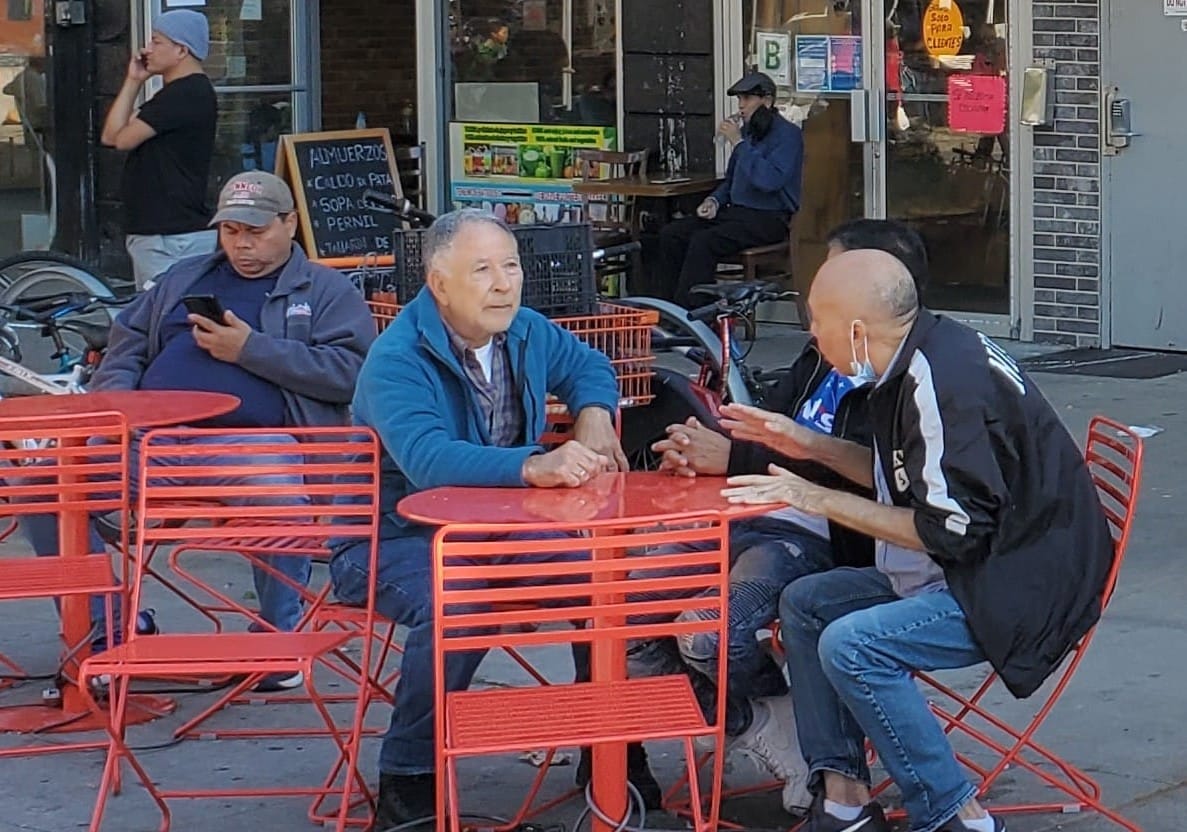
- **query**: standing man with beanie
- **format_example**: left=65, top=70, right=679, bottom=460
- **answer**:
left=102, top=9, right=218, bottom=290
left=657, top=71, right=803, bottom=307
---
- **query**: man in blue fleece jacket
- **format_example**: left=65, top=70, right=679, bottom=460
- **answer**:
left=328, top=209, right=653, bottom=829
left=658, top=72, right=804, bottom=307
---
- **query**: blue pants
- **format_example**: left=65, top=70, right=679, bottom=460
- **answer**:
left=19, top=432, right=312, bottom=634
left=629, top=515, right=836, bottom=735
left=779, top=567, right=984, bottom=832
left=330, top=529, right=589, bottom=776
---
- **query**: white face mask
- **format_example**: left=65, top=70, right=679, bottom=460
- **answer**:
left=849, top=320, right=877, bottom=385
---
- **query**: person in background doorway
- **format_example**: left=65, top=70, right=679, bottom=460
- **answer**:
left=657, top=72, right=804, bottom=307
left=241, top=103, right=283, bottom=173
left=101, top=9, right=218, bottom=291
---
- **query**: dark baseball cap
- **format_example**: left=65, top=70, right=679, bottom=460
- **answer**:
left=209, top=171, right=295, bottom=227
left=727, top=72, right=777, bottom=97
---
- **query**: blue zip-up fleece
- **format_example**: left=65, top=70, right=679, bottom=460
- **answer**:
left=350, top=287, right=620, bottom=541
left=92, top=243, right=376, bottom=427
left=710, top=112, right=804, bottom=214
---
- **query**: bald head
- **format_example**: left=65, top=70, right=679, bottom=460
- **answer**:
left=808, top=248, right=921, bottom=379
left=812, top=248, right=919, bottom=325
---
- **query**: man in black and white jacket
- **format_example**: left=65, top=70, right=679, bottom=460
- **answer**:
left=719, top=249, right=1113, bottom=832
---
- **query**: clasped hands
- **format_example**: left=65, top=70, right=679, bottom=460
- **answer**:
left=651, top=403, right=829, bottom=514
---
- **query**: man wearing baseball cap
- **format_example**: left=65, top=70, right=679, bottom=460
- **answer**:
left=21, top=171, right=377, bottom=691
left=657, top=71, right=804, bottom=307
left=102, top=9, right=219, bottom=290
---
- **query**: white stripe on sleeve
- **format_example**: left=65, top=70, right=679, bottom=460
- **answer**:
left=907, top=350, right=971, bottom=536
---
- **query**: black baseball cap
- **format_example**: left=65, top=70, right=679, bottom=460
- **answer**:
left=727, top=72, right=777, bottom=97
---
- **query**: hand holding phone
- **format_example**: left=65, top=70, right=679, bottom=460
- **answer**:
left=183, top=294, right=228, bottom=324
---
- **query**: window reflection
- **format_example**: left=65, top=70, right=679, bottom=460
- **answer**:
left=887, top=0, right=1010, bottom=314
left=447, top=0, right=617, bottom=126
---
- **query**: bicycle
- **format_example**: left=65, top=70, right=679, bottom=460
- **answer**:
left=617, top=281, right=797, bottom=469
left=0, top=250, right=123, bottom=304
left=0, top=290, right=132, bottom=397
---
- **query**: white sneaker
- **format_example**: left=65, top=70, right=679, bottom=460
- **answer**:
left=730, top=695, right=812, bottom=814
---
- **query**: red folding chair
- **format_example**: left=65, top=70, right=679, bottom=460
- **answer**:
left=308, top=408, right=627, bottom=827
left=433, top=513, right=732, bottom=832
left=0, top=411, right=129, bottom=749
left=873, top=416, right=1145, bottom=830
left=79, top=426, right=382, bottom=832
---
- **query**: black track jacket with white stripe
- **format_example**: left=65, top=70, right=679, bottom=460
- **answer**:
left=865, top=312, right=1113, bottom=699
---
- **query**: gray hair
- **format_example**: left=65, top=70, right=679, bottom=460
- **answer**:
left=882, top=259, right=919, bottom=320
left=421, top=208, right=515, bottom=270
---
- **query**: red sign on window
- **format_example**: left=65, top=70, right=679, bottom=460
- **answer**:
left=948, top=75, right=1007, bottom=134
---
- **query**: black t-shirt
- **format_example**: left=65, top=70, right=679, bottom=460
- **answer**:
left=120, top=73, right=217, bottom=235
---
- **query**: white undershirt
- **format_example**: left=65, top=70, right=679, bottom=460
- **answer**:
left=471, top=340, right=495, bottom=383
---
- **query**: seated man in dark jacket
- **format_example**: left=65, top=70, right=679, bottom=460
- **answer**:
left=638, top=220, right=928, bottom=813
left=658, top=71, right=803, bottom=307
left=21, top=171, right=376, bottom=690
left=721, top=249, right=1113, bottom=832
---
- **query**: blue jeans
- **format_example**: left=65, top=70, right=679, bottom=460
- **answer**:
left=779, top=567, right=983, bottom=832
left=19, top=432, right=312, bottom=633
left=330, top=529, right=590, bottom=776
left=630, top=515, right=836, bottom=735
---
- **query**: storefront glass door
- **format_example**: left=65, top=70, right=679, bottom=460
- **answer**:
left=736, top=0, right=1011, bottom=322
left=437, top=0, right=620, bottom=222
left=148, top=0, right=316, bottom=195
left=884, top=0, right=1010, bottom=316
left=741, top=0, right=874, bottom=289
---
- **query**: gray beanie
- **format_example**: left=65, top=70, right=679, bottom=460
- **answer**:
left=153, top=10, right=210, bottom=61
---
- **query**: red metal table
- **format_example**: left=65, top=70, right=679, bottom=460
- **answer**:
left=399, top=470, right=771, bottom=832
left=0, top=390, right=240, bottom=733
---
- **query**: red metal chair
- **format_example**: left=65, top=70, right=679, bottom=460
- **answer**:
left=872, top=416, right=1145, bottom=830
left=433, top=513, right=732, bottom=832
left=307, top=408, right=626, bottom=828
left=0, top=411, right=129, bottom=749
left=79, top=426, right=382, bottom=832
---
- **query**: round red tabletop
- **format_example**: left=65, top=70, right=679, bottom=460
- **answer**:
left=0, top=390, right=240, bottom=429
left=398, top=470, right=777, bottom=526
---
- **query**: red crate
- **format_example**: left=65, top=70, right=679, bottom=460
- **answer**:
left=367, top=293, right=655, bottom=407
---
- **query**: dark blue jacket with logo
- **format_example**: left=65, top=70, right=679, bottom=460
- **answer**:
left=92, top=243, right=376, bottom=427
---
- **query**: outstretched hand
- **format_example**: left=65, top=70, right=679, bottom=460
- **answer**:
left=721, top=464, right=824, bottom=513
left=718, top=403, right=818, bottom=459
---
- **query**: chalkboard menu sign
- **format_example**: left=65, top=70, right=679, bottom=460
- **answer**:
left=276, top=128, right=405, bottom=260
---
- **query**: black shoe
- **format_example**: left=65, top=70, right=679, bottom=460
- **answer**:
left=801, top=794, right=892, bottom=832
left=575, top=742, right=663, bottom=811
left=936, top=815, right=1006, bottom=832
left=371, top=773, right=436, bottom=831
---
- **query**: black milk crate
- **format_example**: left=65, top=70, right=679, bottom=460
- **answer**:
left=393, top=223, right=598, bottom=316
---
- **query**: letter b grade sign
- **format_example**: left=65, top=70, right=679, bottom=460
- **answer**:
left=754, top=31, right=791, bottom=88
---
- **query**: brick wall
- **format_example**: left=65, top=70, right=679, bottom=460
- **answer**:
left=1030, top=0, right=1103, bottom=346
left=319, top=0, right=418, bottom=138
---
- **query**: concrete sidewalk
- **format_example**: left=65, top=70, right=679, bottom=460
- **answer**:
left=1, top=331, right=1183, bottom=831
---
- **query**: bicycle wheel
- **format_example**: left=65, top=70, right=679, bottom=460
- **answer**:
left=0, top=254, right=117, bottom=378
left=0, top=250, right=117, bottom=300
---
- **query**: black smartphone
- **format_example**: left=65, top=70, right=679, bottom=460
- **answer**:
left=183, top=294, right=227, bottom=322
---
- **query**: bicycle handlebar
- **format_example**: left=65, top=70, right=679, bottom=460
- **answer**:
left=684, top=286, right=798, bottom=325
left=361, top=189, right=437, bottom=228
left=592, top=241, right=642, bottom=261
left=0, top=291, right=132, bottom=324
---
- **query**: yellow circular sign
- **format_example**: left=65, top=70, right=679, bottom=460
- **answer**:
left=923, top=0, right=965, bottom=57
